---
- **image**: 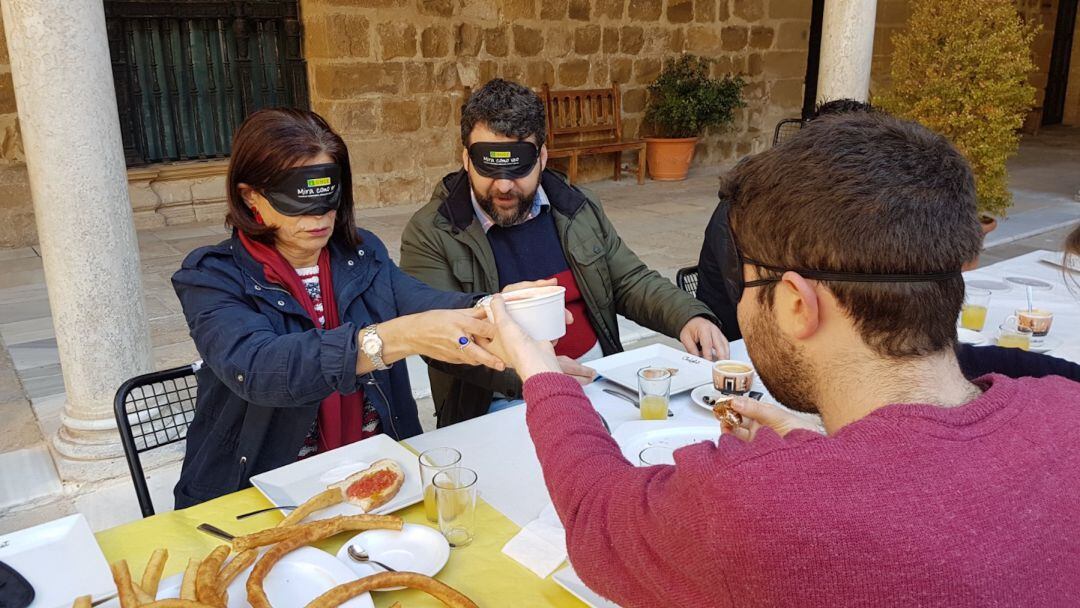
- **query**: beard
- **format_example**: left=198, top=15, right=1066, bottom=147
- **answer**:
left=742, top=301, right=821, bottom=414
left=472, top=180, right=537, bottom=228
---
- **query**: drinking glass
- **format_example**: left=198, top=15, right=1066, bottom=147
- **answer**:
left=960, top=287, right=991, bottom=331
left=434, top=466, right=478, bottom=548
left=997, top=323, right=1032, bottom=350
left=638, top=446, right=675, bottom=466
left=419, top=447, right=461, bottom=523
left=637, top=367, right=671, bottom=421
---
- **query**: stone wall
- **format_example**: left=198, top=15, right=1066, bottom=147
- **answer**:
left=0, top=12, right=33, bottom=249
left=300, top=0, right=813, bottom=206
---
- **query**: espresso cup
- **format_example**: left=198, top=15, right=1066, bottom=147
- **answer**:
left=1014, top=309, right=1053, bottom=344
left=712, top=360, right=755, bottom=395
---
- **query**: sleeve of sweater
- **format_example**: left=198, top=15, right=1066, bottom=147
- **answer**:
left=956, top=344, right=1080, bottom=382
left=523, top=373, right=729, bottom=608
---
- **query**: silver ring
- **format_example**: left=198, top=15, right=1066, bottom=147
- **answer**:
left=457, top=336, right=470, bottom=350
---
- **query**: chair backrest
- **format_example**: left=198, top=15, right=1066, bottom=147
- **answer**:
left=540, top=83, right=624, bottom=147
left=676, top=265, right=699, bottom=297
left=772, top=118, right=805, bottom=146
left=113, top=362, right=201, bottom=517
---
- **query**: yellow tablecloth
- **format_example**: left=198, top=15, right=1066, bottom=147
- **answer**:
left=95, top=487, right=584, bottom=607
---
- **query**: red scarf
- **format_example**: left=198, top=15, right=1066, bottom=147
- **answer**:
left=239, top=232, right=365, bottom=452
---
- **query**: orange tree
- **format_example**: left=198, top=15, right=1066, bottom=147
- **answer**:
left=878, top=0, right=1037, bottom=218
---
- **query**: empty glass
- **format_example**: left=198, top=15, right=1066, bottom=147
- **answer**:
left=419, top=447, right=462, bottom=523
left=433, top=466, right=478, bottom=548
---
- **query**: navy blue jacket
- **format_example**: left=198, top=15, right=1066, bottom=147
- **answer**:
left=171, top=230, right=474, bottom=508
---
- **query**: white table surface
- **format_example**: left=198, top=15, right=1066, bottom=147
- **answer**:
left=405, top=249, right=1080, bottom=529
left=404, top=341, right=757, bottom=527
left=963, top=250, right=1079, bottom=363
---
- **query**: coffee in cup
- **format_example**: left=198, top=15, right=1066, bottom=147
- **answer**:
left=712, top=360, right=755, bottom=395
left=1015, top=309, right=1053, bottom=344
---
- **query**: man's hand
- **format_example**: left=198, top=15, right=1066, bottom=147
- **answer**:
left=720, top=396, right=823, bottom=442
left=679, top=316, right=729, bottom=361
left=558, top=356, right=597, bottom=386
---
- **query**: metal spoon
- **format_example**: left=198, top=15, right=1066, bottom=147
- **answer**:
left=235, top=505, right=297, bottom=520
left=346, top=545, right=398, bottom=572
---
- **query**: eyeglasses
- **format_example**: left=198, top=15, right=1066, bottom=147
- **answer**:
left=715, top=199, right=963, bottom=304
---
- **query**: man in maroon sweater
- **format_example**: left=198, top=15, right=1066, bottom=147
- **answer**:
left=482, top=112, right=1080, bottom=606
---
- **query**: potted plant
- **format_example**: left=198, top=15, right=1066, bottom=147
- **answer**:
left=878, top=0, right=1037, bottom=235
left=643, top=54, right=745, bottom=181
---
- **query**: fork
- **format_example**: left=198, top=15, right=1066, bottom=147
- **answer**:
left=346, top=545, right=397, bottom=572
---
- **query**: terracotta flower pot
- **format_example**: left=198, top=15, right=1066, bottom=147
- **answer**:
left=645, top=137, right=698, bottom=181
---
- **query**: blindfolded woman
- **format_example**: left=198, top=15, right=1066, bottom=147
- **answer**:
left=170, top=108, right=507, bottom=507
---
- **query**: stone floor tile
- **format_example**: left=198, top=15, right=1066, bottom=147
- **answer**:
left=0, top=247, right=38, bottom=261
left=7, top=338, right=59, bottom=372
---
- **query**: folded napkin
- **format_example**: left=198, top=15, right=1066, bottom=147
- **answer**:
left=502, top=503, right=567, bottom=578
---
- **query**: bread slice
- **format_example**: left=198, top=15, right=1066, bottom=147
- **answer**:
left=330, top=458, right=405, bottom=513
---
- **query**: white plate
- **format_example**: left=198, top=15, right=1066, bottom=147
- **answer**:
left=0, top=514, right=113, bottom=607
left=587, top=344, right=712, bottom=395
left=957, top=327, right=988, bottom=346
left=251, top=433, right=422, bottom=520
left=690, top=383, right=728, bottom=412
left=1030, top=336, right=1064, bottom=354
left=611, top=421, right=719, bottom=464
left=98, top=547, right=372, bottom=608
left=965, top=278, right=1011, bottom=292
left=335, top=523, right=450, bottom=589
left=552, top=566, right=623, bottom=607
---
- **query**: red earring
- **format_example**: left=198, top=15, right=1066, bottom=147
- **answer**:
left=251, top=208, right=264, bottom=225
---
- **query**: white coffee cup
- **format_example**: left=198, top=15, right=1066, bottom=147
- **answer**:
left=488, top=286, right=567, bottom=341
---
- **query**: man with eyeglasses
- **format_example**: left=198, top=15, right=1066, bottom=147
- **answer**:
left=400, top=78, right=727, bottom=427
left=477, top=111, right=1080, bottom=606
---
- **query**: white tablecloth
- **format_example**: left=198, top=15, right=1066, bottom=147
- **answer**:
left=964, top=250, right=1079, bottom=363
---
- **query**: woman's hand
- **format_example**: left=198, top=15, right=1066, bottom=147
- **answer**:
left=376, top=308, right=506, bottom=371
left=719, top=396, right=823, bottom=442
left=477, top=295, right=562, bottom=382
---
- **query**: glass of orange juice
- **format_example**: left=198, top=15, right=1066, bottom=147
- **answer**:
left=996, top=323, right=1032, bottom=350
left=637, top=367, right=672, bottom=420
left=960, top=287, right=991, bottom=331
left=419, top=447, right=461, bottom=523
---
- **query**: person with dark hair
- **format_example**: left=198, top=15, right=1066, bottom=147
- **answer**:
left=479, top=112, right=1080, bottom=606
left=695, top=97, right=874, bottom=340
left=170, top=108, right=512, bottom=508
left=400, top=79, right=726, bottom=426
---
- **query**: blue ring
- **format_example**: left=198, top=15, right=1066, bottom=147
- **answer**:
left=458, top=336, right=470, bottom=346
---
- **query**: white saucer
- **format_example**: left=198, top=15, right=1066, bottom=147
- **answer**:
left=957, top=327, right=988, bottom=346
left=690, top=383, right=727, bottom=412
left=336, top=523, right=450, bottom=590
left=1030, top=336, right=1063, bottom=354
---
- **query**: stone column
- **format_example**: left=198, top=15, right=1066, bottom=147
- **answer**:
left=1, top=0, right=153, bottom=477
left=817, top=0, right=878, bottom=103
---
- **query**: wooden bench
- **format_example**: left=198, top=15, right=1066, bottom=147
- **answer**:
left=540, top=83, right=645, bottom=185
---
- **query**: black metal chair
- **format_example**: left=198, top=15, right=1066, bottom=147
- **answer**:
left=113, top=362, right=201, bottom=517
left=772, top=118, right=805, bottom=146
left=676, top=265, right=699, bottom=297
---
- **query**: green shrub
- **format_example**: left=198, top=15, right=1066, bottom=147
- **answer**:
left=877, top=0, right=1037, bottom=217
left=644, top=54, right=745, bottom=139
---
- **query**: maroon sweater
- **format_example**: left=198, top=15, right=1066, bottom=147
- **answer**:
left=523, top=373, right=1080, bottom=607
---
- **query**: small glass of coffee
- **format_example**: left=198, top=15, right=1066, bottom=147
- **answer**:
left=1014, top=309, right=1053, bottom=346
